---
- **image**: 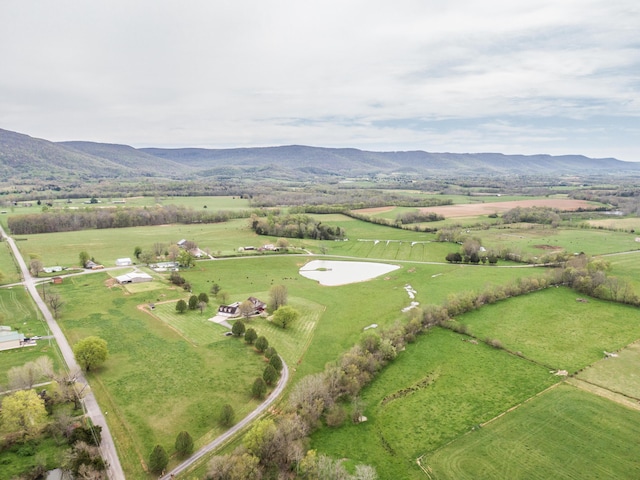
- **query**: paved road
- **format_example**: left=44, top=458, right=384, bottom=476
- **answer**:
left=0, top=227, right=125, bottom=480
left=160, top=355, right=290, bottom=480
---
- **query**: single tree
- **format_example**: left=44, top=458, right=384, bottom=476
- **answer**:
left=251, top=377, right=267, bottom=399
left=139, top=251, right=154, bottom=265
left=47, top=292, right=64, bottom=319
left=269, top=284, right=288, bottom=311
left=198, top=292, right=209, bottom=304
left=148, top=444, right=169, bottom=474
left=176, top=299, right=188, bottom=313
left=218, top=403, right=235, bottom=428
left=238, top=299, right=255, bottom=320
left=175, top=431, right=194, bottom=458
left=231, top=319, right=246, bottom=337
left=133, top=246, right=142, bottom=259
left=73, top=336, right=108, bottom=372
left=244, top=328, right=257, bottom=344
left=188, top=294, right=199, bottom=310
left=29, top=259, right=43, bottom=277
left=269, top=354, right=283, bottom=372
left=79, top=251, right=90, bottom=268
left=0, top=390, right=48, bottom=438
left=153, top=242, right=166, bottom=257
left=263, top=364, right=279, bottom=385
left=210, top=283, right=221, bottom=296
left=272, top=305, right=299, bottom=329
left=217, top=290, right=230, bottom=304
left=198, top=301, right=207, bottom=314
left=254, top=335, right=269, bottom=353
left=264, top=346, right=277, bottom=360
left=178, top=250, right=195, bottom=268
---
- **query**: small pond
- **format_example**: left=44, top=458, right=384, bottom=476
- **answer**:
left=299, top=260, right=400, bottom=286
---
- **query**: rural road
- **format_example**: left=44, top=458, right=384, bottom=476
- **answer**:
left=0, top=226, right=125, bottom=480
left=159, top=355, right=290, bottom=480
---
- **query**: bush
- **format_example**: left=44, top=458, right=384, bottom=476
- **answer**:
left=325, top=405, right=347, bottom=427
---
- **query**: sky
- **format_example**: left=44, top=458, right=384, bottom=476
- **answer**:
left=1, top=1, right=639, bottom=160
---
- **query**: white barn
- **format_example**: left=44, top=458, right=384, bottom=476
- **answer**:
left=115, top=258, right=133, bottom=266
left=115, top=272, right=153, bottom=284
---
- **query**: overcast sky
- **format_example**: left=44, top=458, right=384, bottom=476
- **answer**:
left=1, top=1, right=638, bottom=160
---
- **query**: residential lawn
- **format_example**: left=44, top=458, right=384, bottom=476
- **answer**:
left=0, top=287, right=63, bottom=386
left=49, top=273, right=268, bottom=478
left=456, top=286, right=640, bottom=372
left=0, top=436, right=71, bottom=480
left=425, top=384, right=640, bottom=480
left=310, top=328, right=557, bottom=480
left=0, top=241, right=21, bottom=285
left=577, top=341, right=640, bottom=399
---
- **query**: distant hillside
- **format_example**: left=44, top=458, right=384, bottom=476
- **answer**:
left=1, top=128, right=639, bottom=185
left=141, top=145, right=639, bottom=177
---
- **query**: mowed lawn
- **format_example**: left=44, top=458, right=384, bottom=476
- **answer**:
left=311, top=328, right=557, bottom=480
left=425, top=384, right=640, bottom=480
left=49, top=273, right=268, bottom=478
left=456, top=286, right=640, bottom=372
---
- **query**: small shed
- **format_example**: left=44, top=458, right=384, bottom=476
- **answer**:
left=115, top=258, right=132, bottom=266
left=52, top=276, right=63, bottom=285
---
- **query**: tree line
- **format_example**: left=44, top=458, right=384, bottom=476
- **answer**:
left=7, top=205, right=269, bottom=234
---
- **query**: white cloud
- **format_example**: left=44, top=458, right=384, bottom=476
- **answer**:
left=0, top=0, right=638, bottom=160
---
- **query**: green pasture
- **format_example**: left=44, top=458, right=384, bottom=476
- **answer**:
left=477, top=225, right=640, bottom=256
left=599, top=250, right=640, bottom=291
left=0, top=241, right=21, bottom=285
left=456, top=286, right=640, bottom=372
left=577, top=341, right=640, bottom=400
left=425, top=384, right=640, bottom=480
left=48, top=273, right=268, bottom=478
left=588, top=216, right=640, bottom=232
left=310, top=327, right=557, bottom=480
left=11, top=218, right=268, bottom=267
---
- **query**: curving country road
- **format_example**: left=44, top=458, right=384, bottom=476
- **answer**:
left=159, top=356, right=289, bottom=480
left=0, top=226, right=125, bottom=480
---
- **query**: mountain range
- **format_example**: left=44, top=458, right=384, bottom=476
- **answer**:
left=2, top=127, right=639, bottom=183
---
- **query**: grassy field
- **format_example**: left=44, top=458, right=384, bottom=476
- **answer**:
left=0, top=240, right=21, bottom=285
left=577, top=341, right=640, bottom=400
left=425, top=384, right=640, bottom=480
left=49, top=273, right=268, bottom=478
left=455, top=286, right=640, bottom=373
left=310, top=327, right=558, bottom=480
left=599, top=250, right=640, bottom=292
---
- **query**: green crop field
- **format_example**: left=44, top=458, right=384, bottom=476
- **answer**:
left=424, top=384, right=640, bottom=480
left=455, top=286, right=640, bottom=373
left=310, top=328, right=558, bottom=480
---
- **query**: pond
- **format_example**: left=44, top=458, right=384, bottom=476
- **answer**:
left=299, top=260, right=400, bottom=286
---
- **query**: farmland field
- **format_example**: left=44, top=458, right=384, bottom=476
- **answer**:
left=310, top=327, right=558, bottom=480
left=455, top=286, right=640, bottom=373
left=425, top=384, right=640, bottom=480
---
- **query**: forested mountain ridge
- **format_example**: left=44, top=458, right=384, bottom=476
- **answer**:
left=1, top=127, right=638, bottom=184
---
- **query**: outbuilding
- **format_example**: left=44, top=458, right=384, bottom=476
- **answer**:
left=0, top=328, right=25, bottom=351
left=115, top=272, right=153, bottom=284
left=115, top=258, right=133, bottom=266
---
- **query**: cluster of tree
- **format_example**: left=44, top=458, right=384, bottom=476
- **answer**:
left=169, top=271, right=192, bottom=291
left=249, top=213, right=346, bottom=240
left=176, top=292, right=210, bottom=314
left=501, top=206, right=562, bottom=226
left=146, top=431, right=195, bottom=474
left=249, top=187, right=453, bottom=209
left=7, top=205, right=267, bottom=234
left=0, top=357, right=107, bottom=479
left=343, top=210, right=438, bottom=233
left=395, top=210, right=444, bottom=224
